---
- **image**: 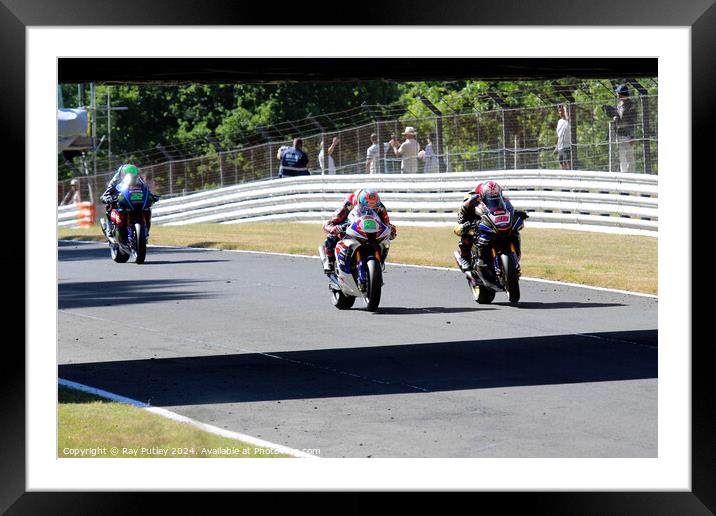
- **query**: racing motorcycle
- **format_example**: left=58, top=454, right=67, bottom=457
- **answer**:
left=318, top=206, right=392, bottom=312
left=454, top=204, right=528, bottom=305
left=99, top=176, right=157, bottom=264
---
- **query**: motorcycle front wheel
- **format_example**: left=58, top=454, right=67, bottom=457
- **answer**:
left=364, top=258, right=382, bottom=312
left=501, top=253, right=520, bottom=304
left=134, top=222, right=147, bottom=264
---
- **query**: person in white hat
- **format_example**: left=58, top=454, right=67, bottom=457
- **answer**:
left=390, top=126, right=420, bottom=174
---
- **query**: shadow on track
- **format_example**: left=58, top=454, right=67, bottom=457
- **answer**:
left=140, top=259, right=230, bottom=265
left=373, top=306, right=495, bottom=315
left=58, top=241, right=228, bottom=264
left=59, top=279, right=216, bottom=309
left=496, top=301, right=626, bottom=309
left=59, top=329, right=657, bottom=406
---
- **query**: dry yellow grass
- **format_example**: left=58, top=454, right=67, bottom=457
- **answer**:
left=59, top=222, right=657, bottom=294
left=58, top=386, right=291, bottom=458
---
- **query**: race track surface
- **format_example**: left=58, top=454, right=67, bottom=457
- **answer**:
left=58, top=241, right=658, bottom=458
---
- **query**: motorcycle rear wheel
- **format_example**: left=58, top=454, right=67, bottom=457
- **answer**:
left=110, top=244, right=130, bottom=263
left=475, top=284, right=496, bottom=304
left=332, top=289, right=356, bottom=310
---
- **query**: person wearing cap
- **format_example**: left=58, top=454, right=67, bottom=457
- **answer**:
left=61, top=178, right=82, bottom=205
left=612, top=84, right=638, bottom=173
left=390, top=126, right=421, bottom=174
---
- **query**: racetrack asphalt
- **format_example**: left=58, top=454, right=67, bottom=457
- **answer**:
left=58, top=240, right=658, bottom=458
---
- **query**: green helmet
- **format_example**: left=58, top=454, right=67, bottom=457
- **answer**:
left=122, top=164, right=140, bottom=176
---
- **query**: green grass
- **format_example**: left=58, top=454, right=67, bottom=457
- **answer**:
left=58, top=386, right=292, bottom=458
left=59, top=222, right=657, bottom=294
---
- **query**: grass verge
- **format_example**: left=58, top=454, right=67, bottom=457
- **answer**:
left=59, top=222, right=657, bottom=294
left=58, top=385, right=292, bottom=458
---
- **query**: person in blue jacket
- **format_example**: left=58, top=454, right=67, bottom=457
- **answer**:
left=278, top=138, right=310, bottom=178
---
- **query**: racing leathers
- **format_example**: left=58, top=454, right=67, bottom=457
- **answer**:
left=321, top=191, right=397, bottom=274
left=453, top=192, right=519, bottom=271
left=100, top=168, right=159, bottom=237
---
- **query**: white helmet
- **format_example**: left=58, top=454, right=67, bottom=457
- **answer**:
left=482, top=181, right=505, bottom=211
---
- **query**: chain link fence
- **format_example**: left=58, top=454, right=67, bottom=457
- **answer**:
left=58, top=96, right=657, bottom=205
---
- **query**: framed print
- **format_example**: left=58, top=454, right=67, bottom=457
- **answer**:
left=7, top=0, right=711, bottom=513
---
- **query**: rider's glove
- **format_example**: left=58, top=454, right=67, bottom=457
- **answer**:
left=390, top=224, right=397, bottom=240
left=514, top=210, right=529, bottom=220
left=461, top=221, right=477, bottom=235
left=330, top=225, right=343, bottom=236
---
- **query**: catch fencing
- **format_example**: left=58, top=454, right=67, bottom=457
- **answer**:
left=57, top=97, right=658, bottom=206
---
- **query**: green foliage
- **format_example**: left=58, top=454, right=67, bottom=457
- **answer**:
left=59, top=79, right=657, bottom=179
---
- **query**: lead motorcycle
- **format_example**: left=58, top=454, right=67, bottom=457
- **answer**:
left=454, top=202, right=528, bottom=305
left=100, top=175, right=157, bottom=264
left=319, top=206, right=392, bottom=312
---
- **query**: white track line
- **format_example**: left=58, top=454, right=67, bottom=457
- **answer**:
left=58, top=378, right=318, bottom=459
left=59, top=239, right=657, bottom=299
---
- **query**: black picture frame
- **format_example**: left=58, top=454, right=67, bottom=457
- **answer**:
left=8, top=1, right=709, bottom=513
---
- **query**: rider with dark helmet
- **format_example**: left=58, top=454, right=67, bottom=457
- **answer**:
left=100, top=163, right=159, bottom=237
left=453, top=180, right=525, bottom=272
left=320, top=188, right=397, bottom=274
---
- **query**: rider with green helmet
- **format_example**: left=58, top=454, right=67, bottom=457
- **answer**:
left=100, top=163, right=159, bottom=237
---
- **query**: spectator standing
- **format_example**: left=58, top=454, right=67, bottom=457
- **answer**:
left=276, top=144, right=291, bottom=176
left=278, top=138, right=310, bottom=178
left=612, top=84, right=638, bottom=173
left=365, top=133, right=392, bottom=174
left=318, top=136, right=339, bottom=175
left=553, top=104, right=572, bottom=170
left=61, top=178, right=81, bottom=205
left=391, top=126, right=420, bottom=174
left=421, top=133, right=439, bottom=174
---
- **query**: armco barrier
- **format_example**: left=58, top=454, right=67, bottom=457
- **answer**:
left=58, top=170, right=658, bottom=236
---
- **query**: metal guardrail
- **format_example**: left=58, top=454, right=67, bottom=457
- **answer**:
left=59, top=171, right=657, bottom=236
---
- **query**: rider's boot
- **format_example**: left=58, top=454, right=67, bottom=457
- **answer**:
left=321, top=248, right=335, bottom=275
left=455, top=240, right=473, bottom=272
left=455, top=252, right=471, bottom=272
left=475, top=245, right=489, bottom=268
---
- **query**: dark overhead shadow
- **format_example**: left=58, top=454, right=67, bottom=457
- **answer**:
left=373, top=306, right=496, bottom=315
left=59, top=279, right=216, bottom=309
left=59, top=329, right=657, bottom=407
